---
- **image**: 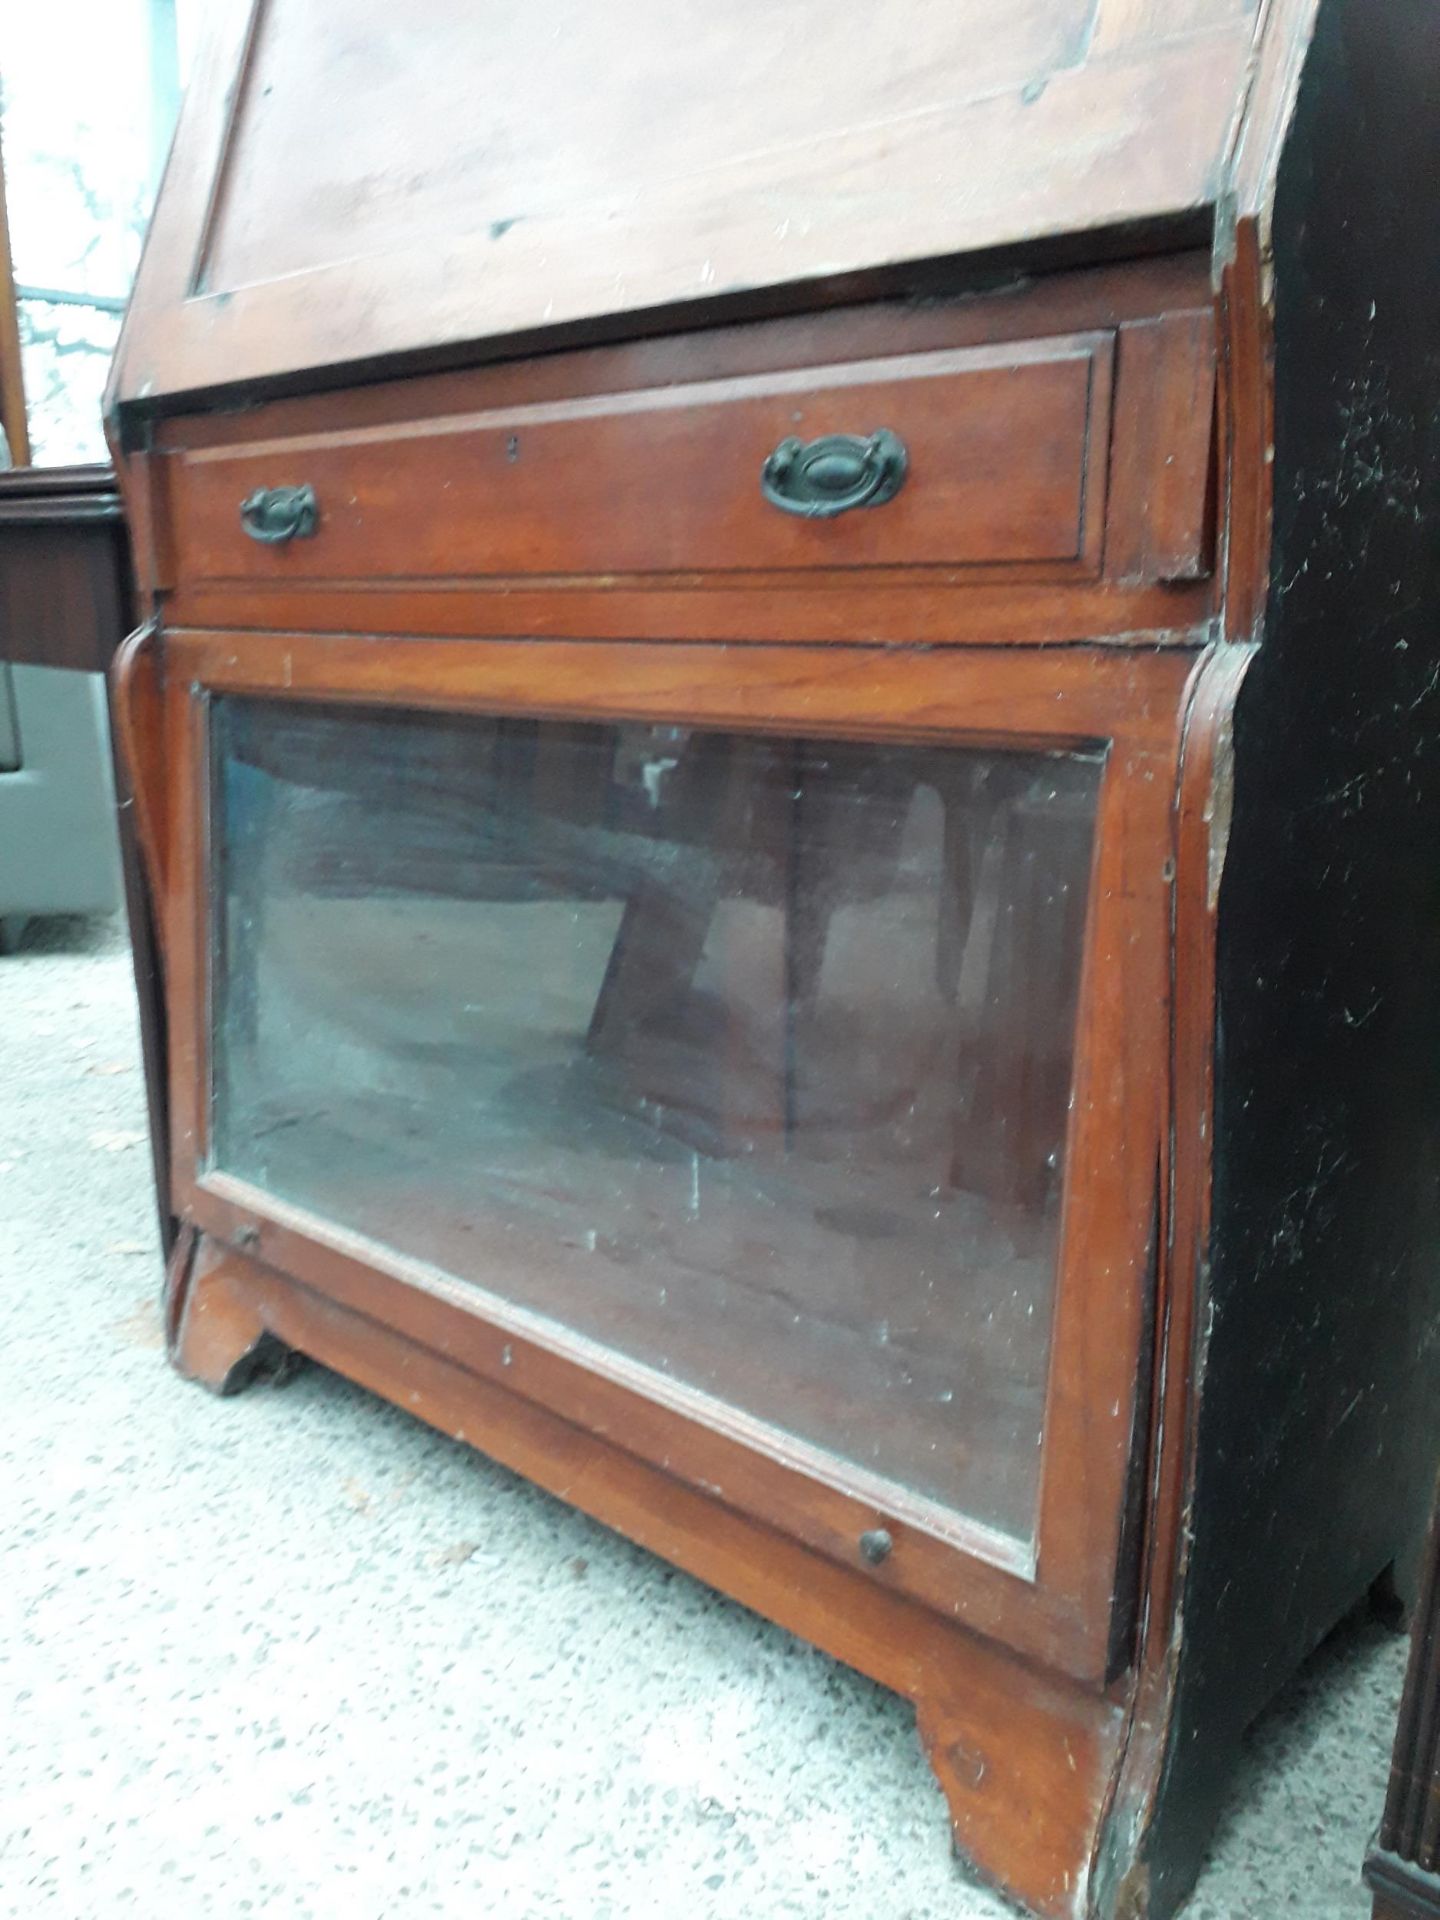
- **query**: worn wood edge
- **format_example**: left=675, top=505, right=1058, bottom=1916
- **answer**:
left=1221, top=0, right=1322, bottom=256
left=0, top=499, right=126, bottom=527
left=163, top=675, right=211, bottom=1197
left=0, top=460, right=122, bottom=522
left=177, top=1228, right=1127, bottom=1919
left=167, top=1229, right=293, bottom=1394
left=110, top=619, right=168, bottom=906
left=1214, top=220, right=1275, bottom=647
left=106, top=611, right=177, bottom=1257
left=0, top=461, right=118, bottom=496
left=161, top=581, right=1216, bottom=653
left=161, top=1219, right=197, bottom=1352
left=1087, top=638, right=1257, bottom=1917
left=1210, top=2, right=1294, bottom=652
left=110, top=0, right=1250, bottom=419
left=185, top=1161, right=1124, bottom=1679
left=161, top=627, right=1200, bottom=755
left=152, top=257, right=1217, bottom=448
left=111, top=450, right=177, bottom=602
left=1103, top=309, right=1220, bottom=587
left=0, top=461, right=123, bottom=524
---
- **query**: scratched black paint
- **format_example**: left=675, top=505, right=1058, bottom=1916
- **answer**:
left=1141, top=2, right=1440, bottom=1907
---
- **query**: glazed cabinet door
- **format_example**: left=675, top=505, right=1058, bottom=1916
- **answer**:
left=158, top=631, right=1193, bottom=1682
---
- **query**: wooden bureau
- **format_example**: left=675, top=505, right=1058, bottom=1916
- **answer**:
left=107, top=3, right=1440, bottom=1914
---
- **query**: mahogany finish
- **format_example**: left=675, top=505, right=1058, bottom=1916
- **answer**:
left=152, top=269, right=1217, bottom=650
left=168, top=333, right=1116, bottom=586
left=114, top=0, right=1259, bottom=407
left=107, top=3, right=1440, bottom=1916
left=158, top=632, right=1187, bottom=1680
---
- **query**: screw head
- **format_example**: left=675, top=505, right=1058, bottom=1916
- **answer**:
left=859, top=1528, right=893, bottom=1566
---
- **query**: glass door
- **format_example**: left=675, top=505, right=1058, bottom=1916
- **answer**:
left=210, top=698, right=1102, bottom=1552
left=162, top=628, right=1188, bottom=1679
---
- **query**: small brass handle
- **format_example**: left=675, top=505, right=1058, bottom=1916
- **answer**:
left=240, top=484, right=318, bottom=545
left=760, top=429, right=907, bottom=519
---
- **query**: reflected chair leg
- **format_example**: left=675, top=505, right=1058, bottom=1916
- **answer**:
left=166, top=1227, right=295, bottom=1395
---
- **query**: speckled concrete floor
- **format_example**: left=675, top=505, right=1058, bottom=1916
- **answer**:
left=0, top=915, right=1404, bottom=1918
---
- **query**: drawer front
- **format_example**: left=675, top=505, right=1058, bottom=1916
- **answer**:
left=168, top=332, right=1113, bottom=586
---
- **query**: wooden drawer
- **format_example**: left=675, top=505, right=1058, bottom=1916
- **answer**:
left=167, top=331, right=1115, bottom=587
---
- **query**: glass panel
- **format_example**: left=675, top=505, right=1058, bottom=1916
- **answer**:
left=211, top=700, right=1102, bottom=1547
left=11, top=301, right=122, bottom=467
left=0, top=0, right=195, bottom=464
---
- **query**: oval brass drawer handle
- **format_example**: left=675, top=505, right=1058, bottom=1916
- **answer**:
left=760, top=428, right=907, bottom=519
left=240, top=484, right=319, bottom=544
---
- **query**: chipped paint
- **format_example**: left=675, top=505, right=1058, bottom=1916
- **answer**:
left=1202, top=707, right=1236, bottom=913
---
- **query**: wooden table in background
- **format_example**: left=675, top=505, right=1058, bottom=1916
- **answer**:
left=1368, top=1492, right=1440, bottom=1919
left=0, top=461, right=167, bottom=1245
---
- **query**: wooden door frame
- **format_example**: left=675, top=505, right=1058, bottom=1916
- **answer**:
left=151, top=626, right=1196, bottom=1684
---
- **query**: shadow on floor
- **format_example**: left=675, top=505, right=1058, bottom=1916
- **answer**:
left=0, top=910, right=127, bottom=957
left=1185, top=1595, right=1405, bottom=1918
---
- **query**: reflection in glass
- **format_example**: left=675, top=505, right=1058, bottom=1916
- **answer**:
left=212, top=700, right=1102, bottom=1546
left=0, top=0, right=193, bottom=463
